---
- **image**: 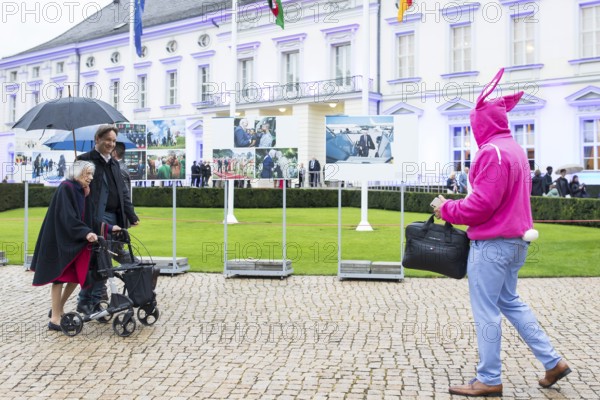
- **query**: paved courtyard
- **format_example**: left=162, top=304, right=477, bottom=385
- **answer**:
left=1, top=265, right=598, bottom=399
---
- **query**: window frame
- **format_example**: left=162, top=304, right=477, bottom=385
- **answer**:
left=282, top=50, right=300, bottom=94
left=167, top=70, right=178, bottom=105
left=449, top=124, right=473, bottom=169
left=396, top=31, right=415, bottom=79
left=511, top=121, right=536, bottom=170
left=450, top=23, right=472, bottom=73
left=197, top=64, right=211, bottom=102
left=581, top=116, right=600, bottom=170
left=238, top=58, right=255, bottom=99
left=511, top=14, right=536, bottom=65
left=8, top=95, right=17, bottom=122
left=580, top=3, right=600, bottom=58
left=332, top=42, right=352, bottom=88
left=111, top=80, right=120, bottom=109
left=137, top=74, right=147, bottom=108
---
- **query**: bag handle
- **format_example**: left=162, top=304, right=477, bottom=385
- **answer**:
left=421, top=214, right=455, bottom=243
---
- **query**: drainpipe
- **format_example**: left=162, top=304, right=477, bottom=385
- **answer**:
left=75, top=48, right=80, bottom=96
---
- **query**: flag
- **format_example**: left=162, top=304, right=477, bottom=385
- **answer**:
left=397, top=0, right=412, bottom=22
left=267, top=0, right=284, bottom=29
left=134, top=0, right=145, bottom=57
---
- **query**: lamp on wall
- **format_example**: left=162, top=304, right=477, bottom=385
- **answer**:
left=328, top=103, right=337, bottom=108
left=278, top=107, right=286, bottom=113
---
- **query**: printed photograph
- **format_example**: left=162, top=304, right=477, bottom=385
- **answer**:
left=146, top=119, right=186, bottom=149
left=255, top=148, right=298, bottom=179
left=124, top=151, right=146, bottom=181
left=326, top=116, right=394, bottom=164
left=233, top=117, right=277, bottom=148
left=116, top=123, right=147, bottom=149
left=146, top=150, right=186, bottom=180
left=212, top=149, right=255, bottom=180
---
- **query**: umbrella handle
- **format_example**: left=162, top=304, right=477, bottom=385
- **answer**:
left=72, top=129, right=77, bottom=160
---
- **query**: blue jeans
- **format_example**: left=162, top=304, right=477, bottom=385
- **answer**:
left=468, top=238, right=561, bottom=385
left=78, top=212, right=118, bottom=308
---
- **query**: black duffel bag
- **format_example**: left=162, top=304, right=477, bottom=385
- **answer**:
left=402, top=215, right=470, bottom=279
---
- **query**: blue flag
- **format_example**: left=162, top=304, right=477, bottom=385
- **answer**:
left=134, top=0, right=145, bottom=57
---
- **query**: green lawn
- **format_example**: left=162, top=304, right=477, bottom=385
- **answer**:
left=2, top=207, right=599, bottom=277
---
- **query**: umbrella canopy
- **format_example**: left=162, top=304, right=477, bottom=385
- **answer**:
left=43, top=126, right=137, bottom=152
left=555, top=164, right=584, bottom=175
left=12, top=96, right=128, bottom=132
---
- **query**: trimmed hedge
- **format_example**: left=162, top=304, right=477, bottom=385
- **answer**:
left=1, top=184, right=598, bottom=227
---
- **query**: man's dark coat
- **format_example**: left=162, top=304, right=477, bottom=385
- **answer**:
left=78, top=149, right=138, bottom=227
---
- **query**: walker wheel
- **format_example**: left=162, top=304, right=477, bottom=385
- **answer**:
left=112, top=313, right=136, bottom=337
left=137, top=304, right=160, bottom=326
left=60, top=312, right=84, bottom=337
left=94, top=300, right=112, bottom=324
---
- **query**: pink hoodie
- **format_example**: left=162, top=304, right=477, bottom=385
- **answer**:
left=440, top=68, right=533, bottom=240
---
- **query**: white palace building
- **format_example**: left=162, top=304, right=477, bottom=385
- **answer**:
left=1, top=0, right=600, bottom=185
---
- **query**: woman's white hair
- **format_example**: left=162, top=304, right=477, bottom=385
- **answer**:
left=65, top=160, right=95, bottom=180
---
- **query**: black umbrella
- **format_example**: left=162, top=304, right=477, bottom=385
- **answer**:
left=12, top=96, right=129, bottom=157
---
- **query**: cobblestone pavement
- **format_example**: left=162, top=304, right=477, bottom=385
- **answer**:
left=2, top=265, right=598, bottom=399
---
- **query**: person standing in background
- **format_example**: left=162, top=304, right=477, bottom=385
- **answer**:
left=308, top=156, right=321, bottom=187
left=542, top=166, right=553, bottom=194
left=531, top=169, right=544, bottom=196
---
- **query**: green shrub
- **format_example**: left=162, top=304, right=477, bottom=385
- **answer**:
left=1, top=184, right=598, bottom=227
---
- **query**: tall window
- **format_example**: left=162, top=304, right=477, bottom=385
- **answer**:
left=581, top=4, right=600, bottom=58
left=283, top=51, right=299, bottom=93
left=333, top=43, right=351, bottom=87
left=451, top=125, right=472, bottom=168
left=198, top=65, right=210, bottom=102
left=56, top=86, right=63, bottom=99
left=451, top=24, right=471, bottom=72
left=512, top=16, right=535, bottom=65
left=85, top=84, right=97, bottom=98
left=33, top=91, right=40, bottom=106
left=56, top=62, right=64, bottom=74
left=238, top=58, right=254, bottom=98
left=582, top=118, right=600, bottom=170
left=111, top=80, right=120, bottom=109
left=8, top=95, right=17, bottom=122
left=32, top=66, right=40, bottom=78
left=397, top=33, right=415, bottom=78
left=512, top=122, right=536, bottom=170
left=9, top=71, right=17, bottom=81
left=167, top=71, right=178, bottom=105
left=137, top=75, right=147, bottom=108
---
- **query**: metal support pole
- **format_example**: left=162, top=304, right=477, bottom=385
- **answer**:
left=172, top=182, right=177, bottom=266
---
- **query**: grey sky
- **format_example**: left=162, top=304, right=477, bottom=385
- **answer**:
left=0, top=0, right=113, bottom=59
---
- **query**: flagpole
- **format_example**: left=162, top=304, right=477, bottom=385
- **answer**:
left=129, top=0, right=136, bottom=118
left=357, top=0, right=373, bottom=232
left=227, top=0, right=238, bottom=224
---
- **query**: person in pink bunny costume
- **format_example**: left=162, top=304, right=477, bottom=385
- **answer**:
left=433, top=68, right=571, bottom=397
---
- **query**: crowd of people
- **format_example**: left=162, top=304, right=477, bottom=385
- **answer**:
left=531, top=166, right=590, bottom=198
left=191, top=160, right=213, bottom=187
left=445, top=164, right=596, bottom=199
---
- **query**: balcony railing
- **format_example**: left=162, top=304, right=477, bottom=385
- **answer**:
left=196, top=75, right=373, bottom=108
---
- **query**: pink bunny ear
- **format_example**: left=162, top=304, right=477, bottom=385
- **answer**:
left=476, top=68, right=505, bottom=107
left=503, top=91, right=524, bottom=112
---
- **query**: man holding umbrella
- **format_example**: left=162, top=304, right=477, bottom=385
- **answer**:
left=77, top=125, right=140, bottom=315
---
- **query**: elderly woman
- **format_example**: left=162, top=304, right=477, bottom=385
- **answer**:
left=31, top=160, right=120, bottom=331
